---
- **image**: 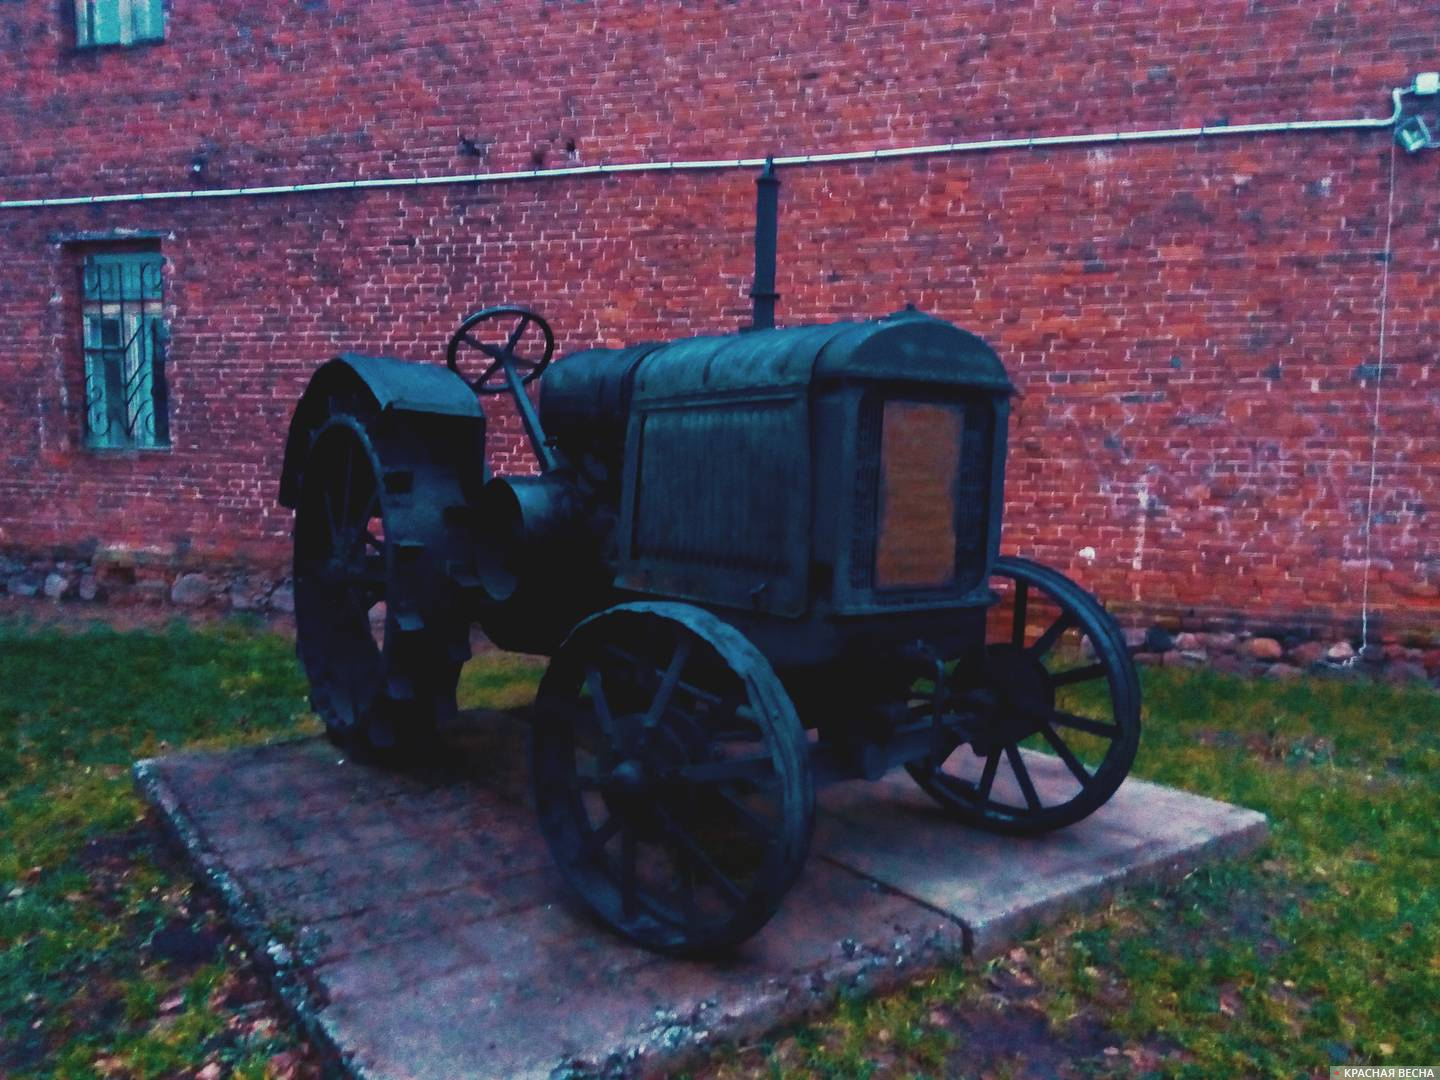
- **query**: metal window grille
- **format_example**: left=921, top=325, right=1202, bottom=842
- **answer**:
left=80, top=253, right=170, bottom=449
left=74, top=0, right=165, bottom=48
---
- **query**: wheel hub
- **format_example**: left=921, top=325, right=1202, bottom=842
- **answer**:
left=320, top=552, right=360, bottom=585
left=601, top=715, right=703, bottom=838
left=971, top=643, right=1055, bottom=753
left=608, top=759, right=646, bottom=791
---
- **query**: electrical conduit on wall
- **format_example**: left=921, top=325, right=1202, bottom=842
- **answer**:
left=0, top=84, right=1426, bottom=209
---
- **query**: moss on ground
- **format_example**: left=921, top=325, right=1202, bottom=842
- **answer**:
left=0, top=617, right=327, bottom=1079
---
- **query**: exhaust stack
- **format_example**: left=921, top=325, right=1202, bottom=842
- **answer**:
left=748, top=158, right=779, bottom=331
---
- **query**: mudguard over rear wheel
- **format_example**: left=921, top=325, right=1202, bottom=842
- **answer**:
left=292, top=401, right=472, bottom=763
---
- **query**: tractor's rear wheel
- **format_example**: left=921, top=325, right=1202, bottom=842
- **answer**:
left=293, top=409, right=471, bottom=763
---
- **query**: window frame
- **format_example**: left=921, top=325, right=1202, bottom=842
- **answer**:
left=73, top=0, right=166, bottom=50
left=78, top=250, right=171, bottom=452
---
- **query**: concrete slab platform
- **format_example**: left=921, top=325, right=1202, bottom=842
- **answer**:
left=135, top=710, right=1267, bottom=1079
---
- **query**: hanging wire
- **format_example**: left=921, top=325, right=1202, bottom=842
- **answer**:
left=1355, top=140, right=1399, bottom=659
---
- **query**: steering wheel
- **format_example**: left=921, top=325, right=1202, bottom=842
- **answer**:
left=446, top=306, right=555, bottom=395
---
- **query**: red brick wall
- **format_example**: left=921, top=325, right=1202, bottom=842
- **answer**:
left=1, top=1, right=1438, bottom=637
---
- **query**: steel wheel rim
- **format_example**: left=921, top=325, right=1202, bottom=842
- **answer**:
left=908, top=557, right=1140, bottom=833
left=532, top=604, right=812, bottom=954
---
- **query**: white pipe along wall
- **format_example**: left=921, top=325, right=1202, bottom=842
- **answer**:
left=0, top=81, right=1431, bottom=211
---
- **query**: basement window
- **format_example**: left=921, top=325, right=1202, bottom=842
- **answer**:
left=74, top=0, right=165, bottom=48
left=80, top=251, right=170, bottom=450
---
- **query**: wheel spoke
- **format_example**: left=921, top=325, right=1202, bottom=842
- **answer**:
left=656, top=806, right=745, bottom=906
left=601, top=644, right=644, bottom=668
left=977, top=749, right=1000, bottom=800
left=1029, top=612, right=1076, bottom=659
left=1011, top=579, right=1029, bottom=647
left=584, top=667, right=617, bottom=738
left=1051, top=661, right=1107, bottom=687
left=644, top=637, right=692, bottom=728
left=919, top=720, right=963, bottom=770
left=1005, top=744, right=1042, bottom=810
left=1050, top=710, right=1121, bottom=739
left=605, top=644, right=743, bottom=714
left=1039, top=721, right=1092, bottom=785
left=680, top=752, right=775, bottom=786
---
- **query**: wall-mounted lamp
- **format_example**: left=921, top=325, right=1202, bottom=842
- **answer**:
left=1394, top=74, right=1440, bottom=154
left=1396, top=115, right=1438, bottom=154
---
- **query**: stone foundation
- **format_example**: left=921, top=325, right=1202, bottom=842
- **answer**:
left=0, top=549, right=293, bottom=616
left=1122, top=627, right=1440, bottom=689
left=5, top=547, right=1438, bottom=689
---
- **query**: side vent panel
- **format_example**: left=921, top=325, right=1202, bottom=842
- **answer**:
left=618, top=394, right=810, bottom=616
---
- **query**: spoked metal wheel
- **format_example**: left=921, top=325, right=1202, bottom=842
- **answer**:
left=293, top=415, right=466, bottom=761
left=906, top=556, right=1141, bottom=835
left=532, top=602, right=814, bottom=955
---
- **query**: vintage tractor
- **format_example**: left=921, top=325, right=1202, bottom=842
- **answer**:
left=277, top=167, right=1141, bottom=954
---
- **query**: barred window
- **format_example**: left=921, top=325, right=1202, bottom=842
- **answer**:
left=74, top=0, right=165, bottom=48
left=80, top=252, right=170, bottom=450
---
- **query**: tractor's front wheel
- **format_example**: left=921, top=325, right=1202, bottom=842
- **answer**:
left=905, top=556, right=1141, bottom=834
left=531, top=602, right=814, bottom=955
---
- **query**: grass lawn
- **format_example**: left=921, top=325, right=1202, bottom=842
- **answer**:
left=2, top=618, right=1437, bottom=1079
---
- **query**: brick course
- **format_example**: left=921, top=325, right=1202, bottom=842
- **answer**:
left=1, top=1, right=1438, bottom=638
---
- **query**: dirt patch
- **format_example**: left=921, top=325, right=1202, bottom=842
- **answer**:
left=943, top=1005, right=1115, bottom=1078
left=1, top=813, right=328, bottom=1080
